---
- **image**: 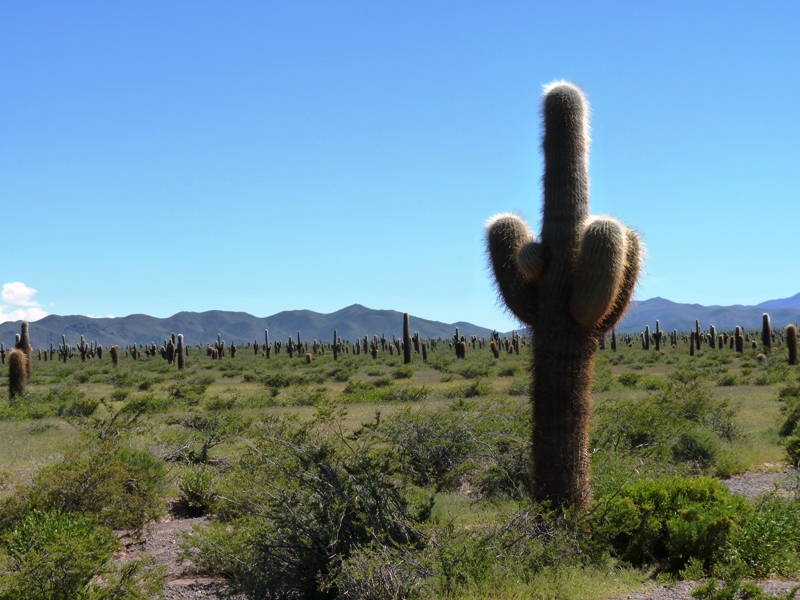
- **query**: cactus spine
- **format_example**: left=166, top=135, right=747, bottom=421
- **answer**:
left=485, top=82, right=641, bottom=509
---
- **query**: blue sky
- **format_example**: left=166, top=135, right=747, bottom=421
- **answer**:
left=2, top=1, right=799, bottom=331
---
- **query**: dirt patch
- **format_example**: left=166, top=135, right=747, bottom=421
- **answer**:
left=116, top=512, right=244, bottom=600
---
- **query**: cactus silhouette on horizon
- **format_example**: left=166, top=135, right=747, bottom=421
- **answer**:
left=485, top=81, right=642, bottom=509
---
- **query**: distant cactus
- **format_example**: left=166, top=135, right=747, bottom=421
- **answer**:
left=17, top=321, right=32, bottom=378
left=485, top=82, right=641, bottom=508
left=110, top=345, right=120, bottom=367
left=177, top=334, right=185, bottom=370
left=8, top=349, right=27, bottom=398
left=305, top=353, right=312, bottom=364
left=695, top=320, right=702, bottom=351
left=787, top=325, right=798, bottom=365
left=403, top=313, right=412, bottom=365
left=762, top=313, right=772, bottom=350
left=654, top=320, right=661, bottom=352
left=166, top=337, right=175, bottom=364
left=333, top=330, right=339, bottom=361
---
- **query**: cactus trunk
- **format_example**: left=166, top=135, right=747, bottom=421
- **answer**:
left=532, top=314, right=596, bottom=506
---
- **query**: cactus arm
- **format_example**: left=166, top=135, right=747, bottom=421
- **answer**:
left=516, top=239, right=546, bottom=281
left=595, top=228, right=642, bottom=333
left=569, top=217, right=627, bottom=329
left=485, top=213, right=539, bottom=326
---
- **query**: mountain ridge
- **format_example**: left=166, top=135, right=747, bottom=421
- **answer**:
left=0, top=305, right=503, bottom=349
left=4, top=295, right=800, bottom=348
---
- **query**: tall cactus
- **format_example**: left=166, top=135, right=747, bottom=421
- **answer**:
left=485, top=82, right=642, bottom=509
left=787, top=324, right=798, bottom=366
left=177, top=334, right=186, bottom=370
left=17, top=321, right=32, bottom=378
left=8, top=349, right=27, bottom=399
left=762, top=313, right=772, bottom=351
left=403, top=313, right=412, bottom=365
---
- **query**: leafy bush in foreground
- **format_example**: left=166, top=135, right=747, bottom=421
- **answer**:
left=194, top=407, right=433, bottom=599
left=0, top=509, right=163, bottom=600
left=0, top=441, right=166, bottom=531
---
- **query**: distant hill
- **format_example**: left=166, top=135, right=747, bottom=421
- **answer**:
left=0, top=304, right=501, bottom=349
left=5, top=295, right=800, bottom=349
left=618, top=296, right=800, bottom=333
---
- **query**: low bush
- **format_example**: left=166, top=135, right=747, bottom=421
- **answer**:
left=194, top=409, right=432, bottom=599
left=178, top=464, right=217, bottom=516
left=379, top=408, right=474, bottom=488
left=0, top=509, right=162, bottom=600
left=0, top=442, right=166, bottom=531
left=594, top=476, right=751, bottom=573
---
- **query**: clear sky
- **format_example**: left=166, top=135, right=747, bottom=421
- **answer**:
left=2, top=1, right=799, bottom=331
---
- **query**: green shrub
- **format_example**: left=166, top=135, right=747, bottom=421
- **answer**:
left=458, top=364, right=491, bottom=379
left=725, top=495, right=800, bottom=578
left=497, top=364, right=521, bottom=377
left=0, top=442, right=166, bottom=530
left=506, top=378, right=529, bottom=396
left=56, top=388, right=99, bottom=418
left=178, top=464, right=217, bottom=516
left=618, top=372, right=641, bottom=388
left=392, top=365, right=414, bottom=379
left=427, top=353, right=454, bottom=373
left=442, top=380, right=489, bottom=399
left=326, top=542, right=430, bottom=600
left=594, top=476, right=752, bottom=573
left=671, top=428, right=719, bottom=471
left=379, top=408, right=474, bottom=488
left=0, top=509, right=163, bottom=600
left=716, top=374, right=740, bottom=387
left=785, top=436, right=800, bottom=467
left=194, top=410, right=432, bottom=599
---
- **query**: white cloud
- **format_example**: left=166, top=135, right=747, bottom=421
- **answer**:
left=2, top=282, right=41, bottom=307
left=0, top=306, right=49, bottom=324
left=0, top=282, right=49, bottom=323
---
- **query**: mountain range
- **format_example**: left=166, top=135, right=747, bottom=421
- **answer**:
left=619, top=293, right=800, bottom=333
left=0, top=305, right=499, bottom=349
left=3, top=294, right=800, bottom=349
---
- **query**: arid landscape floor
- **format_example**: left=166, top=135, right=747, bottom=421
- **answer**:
left=114, top=469, right=800, bottom=600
